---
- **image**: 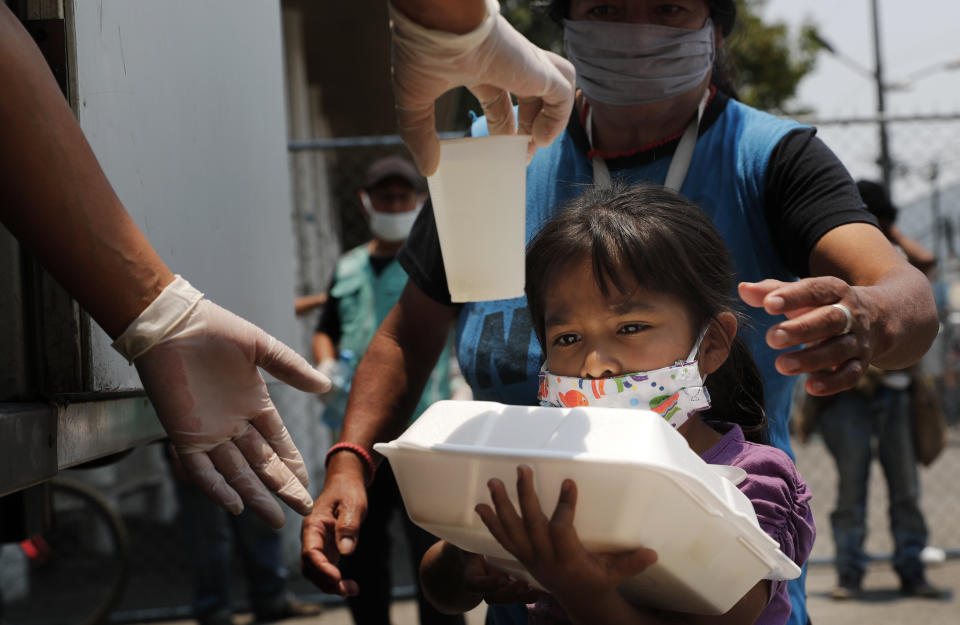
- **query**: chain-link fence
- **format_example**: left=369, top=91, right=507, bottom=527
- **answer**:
left=802, top=113, right=960, bottom=258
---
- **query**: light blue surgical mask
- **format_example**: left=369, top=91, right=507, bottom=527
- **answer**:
left=563, top=18, right=716, bottom=106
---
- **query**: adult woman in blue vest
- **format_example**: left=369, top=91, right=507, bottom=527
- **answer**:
left=303, top=2, right=938, bottom=623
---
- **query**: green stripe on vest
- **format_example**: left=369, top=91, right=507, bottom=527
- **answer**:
left=330, top=245, right=450, bottom=424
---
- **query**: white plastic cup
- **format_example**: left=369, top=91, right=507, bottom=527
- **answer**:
left=426, top=135, right=530, bottom=302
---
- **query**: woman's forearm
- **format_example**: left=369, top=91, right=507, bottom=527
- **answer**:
left=810, top=223, right=938, bottom=371
left=337, top=282, right=457, bottom=460
left=854, top=264, right=939, bottom=369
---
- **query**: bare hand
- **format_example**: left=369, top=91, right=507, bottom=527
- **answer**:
left=739, top=277, right=874, bottom=395
left=476, top=465, right=657, bottom=602
left=300, top=458, right=367, bottom=596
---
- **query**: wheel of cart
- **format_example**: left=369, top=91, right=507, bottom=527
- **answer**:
left=7, top=477, right=131, bottom=625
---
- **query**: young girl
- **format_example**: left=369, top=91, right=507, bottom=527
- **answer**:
left=419, top=184, right=815, bottom=625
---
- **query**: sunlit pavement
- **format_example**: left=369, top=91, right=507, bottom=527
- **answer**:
left=147, top=558, right=958, bottom=625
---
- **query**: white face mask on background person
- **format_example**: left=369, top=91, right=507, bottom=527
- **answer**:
left=563, top=18, right=716, bottom=106
left=360, top=191, right=424, bottom=242
left=538, top=327, right=711, bottom=431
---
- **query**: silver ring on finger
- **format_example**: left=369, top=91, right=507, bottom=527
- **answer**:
left=830, top=303, right=853, bottom=336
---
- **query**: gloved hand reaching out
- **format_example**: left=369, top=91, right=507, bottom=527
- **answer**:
left=389, top=0, right=576, bottom=176
left=113, top=276, right=331, bottom=529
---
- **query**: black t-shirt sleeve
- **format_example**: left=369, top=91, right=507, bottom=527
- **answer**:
left=764, top=127, right=879, bottom=277
left=397, top=197, right=455, bottom=306
left=315, top=275, right=342, bottom=344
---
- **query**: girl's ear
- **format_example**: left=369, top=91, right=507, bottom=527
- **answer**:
left=699, top=312, right=737, bottom=376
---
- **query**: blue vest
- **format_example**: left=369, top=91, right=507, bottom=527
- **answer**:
left=455, top=101, right=804, bottom=458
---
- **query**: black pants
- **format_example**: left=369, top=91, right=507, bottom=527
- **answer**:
left=340, top=463, right=465, bottom=625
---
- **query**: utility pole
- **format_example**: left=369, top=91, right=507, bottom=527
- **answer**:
left=870, top=0, right=893, bottom=193
left=929, top=161, right=942, bottom=265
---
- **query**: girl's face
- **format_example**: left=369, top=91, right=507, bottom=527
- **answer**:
left=569, top=0, right=711, bottom=29
left=543, top=258, right=697, bottom=378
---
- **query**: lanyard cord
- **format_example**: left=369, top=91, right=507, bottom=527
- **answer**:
left=585, top=90, right=710, bottom=192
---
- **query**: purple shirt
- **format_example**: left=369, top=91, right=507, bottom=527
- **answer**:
left=527, top=424, right=815, bottom=625
left=701, top=424, right=815, bottom=625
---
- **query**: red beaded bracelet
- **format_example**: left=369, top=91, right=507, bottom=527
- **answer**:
left=324, top=442, right=376, bottom=486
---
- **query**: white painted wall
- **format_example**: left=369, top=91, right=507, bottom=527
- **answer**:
left=68, top=0, right=300, bottom=390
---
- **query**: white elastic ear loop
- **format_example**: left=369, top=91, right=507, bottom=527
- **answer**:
left=687, top=325, right=710, bottom=363
left=359, top=190, right=374, bottom=215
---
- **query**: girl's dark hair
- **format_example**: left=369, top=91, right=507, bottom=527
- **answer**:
left=525, top=183, right=767, bottom=443
left=544, top=0, right=740, bottom=100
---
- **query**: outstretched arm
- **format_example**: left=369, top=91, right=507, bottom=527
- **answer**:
left=740, top=223, right=938, bottom=395
left=301, top=281, right=458, bottom=595
left=0, top=3, right=173, bottom=335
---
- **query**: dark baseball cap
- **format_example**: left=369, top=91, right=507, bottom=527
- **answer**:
left=362, top=156, right=424, bottom=192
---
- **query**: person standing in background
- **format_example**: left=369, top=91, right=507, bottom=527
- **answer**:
left=313, top=156, right=462, bottom=625
left=819, top=180, right=944, bottom=600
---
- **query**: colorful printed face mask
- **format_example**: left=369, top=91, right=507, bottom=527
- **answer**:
left=538, top=329, right=711, bottom=430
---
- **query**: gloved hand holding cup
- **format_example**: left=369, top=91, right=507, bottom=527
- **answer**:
left=389, top=0, right=575, bottom=176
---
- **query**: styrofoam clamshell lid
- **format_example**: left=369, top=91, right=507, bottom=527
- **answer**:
left=375, top=400, right=801, bottom=614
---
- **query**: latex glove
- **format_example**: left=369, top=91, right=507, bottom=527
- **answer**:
left=113, top=276, right=331, bottom=528
left=390, top=0, right=576, bottom=175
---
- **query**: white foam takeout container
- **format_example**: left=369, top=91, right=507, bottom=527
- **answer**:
left=374, top=400, right=800, bottom=615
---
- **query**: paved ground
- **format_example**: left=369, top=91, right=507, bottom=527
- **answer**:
left=149, top=557, right=958, bottom=625
left=145, top=428, right=960, bottom=625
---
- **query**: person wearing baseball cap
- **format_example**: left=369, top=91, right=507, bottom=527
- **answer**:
left=817, top=180, right=943, bottom=601
left=312, top=156, right=462, bottom=625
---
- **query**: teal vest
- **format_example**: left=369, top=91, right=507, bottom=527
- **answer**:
left=330, top=245, right=450, bottom=422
